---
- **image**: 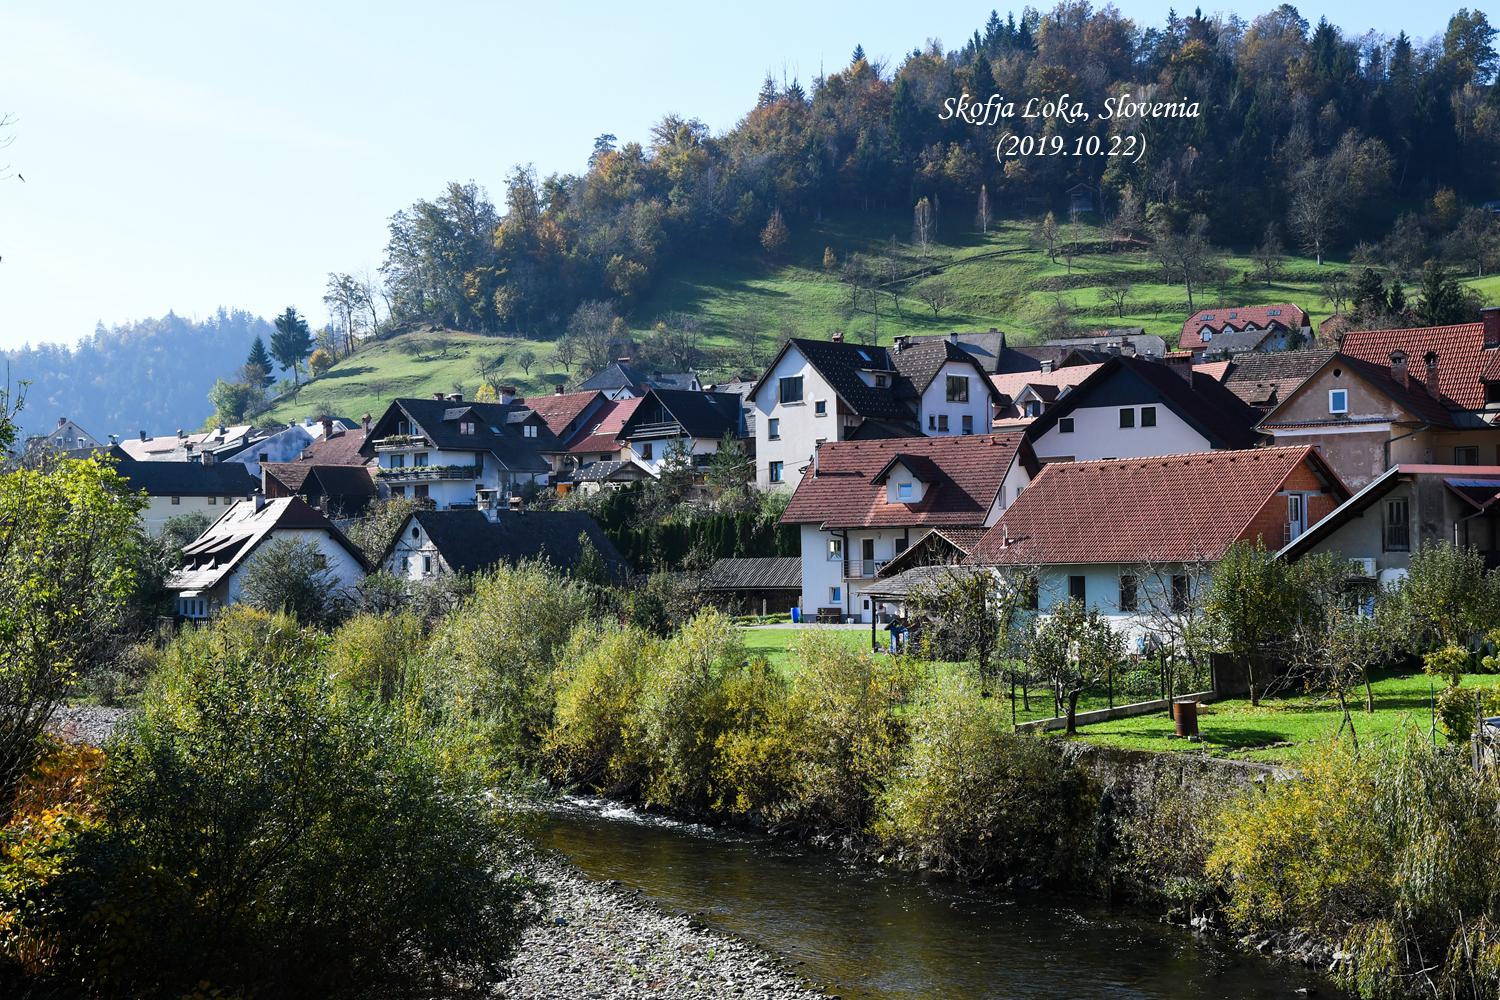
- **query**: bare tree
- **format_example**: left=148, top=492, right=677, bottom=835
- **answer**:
left=1149, top=214, right=1218, bottom=314
left=1110, top=184, right=1144, bottom=241
left=1252, top=223, right=1287, bottom=287
left=515, top=348, right=538, bottom=376
left=650, top=312, right=705, bottom=370
left=730, top=312, right=767, bottom=373
left=1102, top=273, right=1133, bottom=317
left=915, top=278, right=953, bottom=317
left=550, top=335, right=579, bottom=373
left=569, top=300, right=619, bottom=376
left=1036, top=211, right=1060, bottom=263
left=1321, top=271, right=1353, bottom=317
left=913, top=197, right=935, bottom=256
left=976, top=185, right=991, bottom=235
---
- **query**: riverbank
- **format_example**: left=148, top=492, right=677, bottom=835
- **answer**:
left=501, top=858, right=825, bottom=1000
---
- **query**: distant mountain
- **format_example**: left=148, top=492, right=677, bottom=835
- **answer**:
left=5, top=308, right=271, bottom=441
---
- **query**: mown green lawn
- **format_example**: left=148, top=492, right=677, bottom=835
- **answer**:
left=1075, top=668, right=1480, bottom=764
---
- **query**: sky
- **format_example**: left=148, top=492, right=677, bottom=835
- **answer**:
left=0, top=0, right=1457, bottom=352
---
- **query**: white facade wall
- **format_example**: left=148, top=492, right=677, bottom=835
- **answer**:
left=384, top=523, right=446, bottom=580
left=628, top=436, right=720, bottom=477
left=225, top=425, right=315, bottom=479
left=142, top=494, right=243, bottom=535
left=1033, top=563, right=1210, bottom=650
left=224, top=527, right=366, bottom=604
left=376, top=444, right=544, bottom=508
left=1030, top=403, right=1210, bottom=463
left=755, top=349, right=841, bottom=492
left=914, top=361, right=994, bottom=437
left=799, top=523, right=937, bottom=621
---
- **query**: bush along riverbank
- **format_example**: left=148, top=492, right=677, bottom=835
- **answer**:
left=538, top=612, right=1500, bottom=1000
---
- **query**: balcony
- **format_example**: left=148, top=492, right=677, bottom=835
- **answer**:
left=373, top=435, right=429, bottom=451
left=629, top=420, right=685, bottom=439
left=376, top=464, right=480, bottom=483
left=850, top=559, right=886, bottom=579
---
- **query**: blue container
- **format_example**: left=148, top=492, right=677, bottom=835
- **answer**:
left=790, top=607, right=801, bottom=624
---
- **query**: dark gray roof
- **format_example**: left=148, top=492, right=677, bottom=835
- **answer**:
left=577, top=363, right=698, bottom=394
left=1218, top=349, right=1336, bottom=408
left=699, top=557, right=802, bottom=591
left=750, top=339, right=909, bottom=420
left=385, top=509, right=629, bottom=582
left=364, top=398, right=553, bottom=474
left=618, top=388, right=743, bottom=441
left=890, top=339, right=1002, bottom=402
left=115, top=455, right=259, bottom=497
left=574, top=460, right=649, bottom=482
left=858, top=564, right=989, bottom=601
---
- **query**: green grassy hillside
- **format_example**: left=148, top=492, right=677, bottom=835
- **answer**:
left=263, top=211, right=1499, bottom=424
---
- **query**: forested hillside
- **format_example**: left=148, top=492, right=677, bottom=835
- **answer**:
left=5, top=309, right=270, bottom=438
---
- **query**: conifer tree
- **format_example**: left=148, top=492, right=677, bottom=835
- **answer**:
left=271, top=307, right=314, bottom=387
left=245, top=336, right=275, bottom=389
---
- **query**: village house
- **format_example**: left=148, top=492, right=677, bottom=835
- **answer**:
left=1043, top=329, right=1166, bottom=358
left=907, top=329, right=1109, bottom=374
left=379, top=507, right=628, bottom=582
left=1024, top=355, right=1264, bottom=464
left=989, top=363, right=1102, bottom=428
left=166, top=495, right=370, bottom=619
left=779, top=434, right=1039, bottom=623
left=616, top=388, right=747, bottom=477
left=1277, top=464, right=1500, bottom=586
left=970, top=446, right=1350, bottom=643
left=524, top=388, right=611, bottom=477
left=1179, top=303, right=1311, bottom=356
left=33, top=417, right=104, bottom=453
left=108, top=448, right=260, bottom=534
left=748, top=336, right=1000, bottom=491
left=1256, top=310, right=1500, bottom=490
left=576, top=361, right=701, bottom=400
left=1194, top=349, right=1336, bottom=413
left=361, top=394, right=555, bottom=510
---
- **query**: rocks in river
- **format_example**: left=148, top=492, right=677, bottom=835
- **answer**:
left=49, top=706, right=129, bottom=746
left=492, top=858, right=823, bottom=999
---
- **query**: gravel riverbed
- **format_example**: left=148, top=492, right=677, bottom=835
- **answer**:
left=496, top=859, right=826, bottom=1000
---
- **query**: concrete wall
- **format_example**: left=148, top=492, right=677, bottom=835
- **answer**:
left=1030, top=402, right=1210, bottom=462
left=755, top=347, right=840, bottom=491
left=628, top=436, right=721, bottom=477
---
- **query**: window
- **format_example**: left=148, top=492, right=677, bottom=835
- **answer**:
left=1023, top=577, right=1039, bottom=611
left=928, top=414, right=936, bottom=430
left=401, top=556, right=410, bottom=573
left=875, top=374, right=888, bottom=388
left=1201, top=328, right=1213, bottom=341
left=1170, top=575, right=1190, bottom=612
left=830, top=587, right=842, bottom=603
left=389, top=454, right=405, bottom=468
left=390, top=486, right=405, bottom=498
left=313, top=553, right=327, bottom=569
left=423, top=555, right=432, bottom=574
left=828, top=538, right=843, bottom=561
left=258, top=453, right=268, bottom=463
left=946, top=375, right=970, bottom=402
left=814, top=400, right=827, bottom=415
left=459, top=420, right=475, bottom=435
left=898, top=482, right=912, bottom=501
left=1024, top=401, right=1041, bottom=418
left=413, top=453, right=428, bottom=467
left=1455, top=446, right=1479, bottom=465
left=937, top=414, right=949, bottom=431
left=414, top=484, right=429, bottom=499
left=1119, top=408, right=1135, bottom=428
left=769, top=461, right=783, bottom=483
left=962, top=414, right=973, bottom=434
left=1119, top=575, right=1138, bottom=613
left=1288, top=494, right=1305, bottom=538
left=779, top=376, right=804, bottom=404
left=523, top=424, right=538, bottom=438
left=1386, top=498, right=1410, bottom=551
left=208, top=496, right=216, bottom=505
left=411, top=526, right=420, bottom=539
left=1059, top=417, right=1075, bottom=433
left=642, top=443, right=653, bottom=460
left=768, top=418, right=781, bottom=440
left=171, top=496, right=180, bottom=505
left=1329, top=389, right=1348, bottom=414
left=1141, top=406, right=1157, bottom=427
left=1069, top=575, right=1086, bottom=601
left=1487, top=383, right=1500, bottom=404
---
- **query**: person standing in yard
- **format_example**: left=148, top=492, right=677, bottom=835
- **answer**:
left=887, top=614, right=907, bottom=653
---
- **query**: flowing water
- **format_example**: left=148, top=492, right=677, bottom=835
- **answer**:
left=543, top=796, right=1345, bottom=1000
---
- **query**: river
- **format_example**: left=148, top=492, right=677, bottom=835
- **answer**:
left=544, top=796, right=1344, bottom=1000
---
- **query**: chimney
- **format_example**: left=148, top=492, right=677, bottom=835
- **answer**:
left=217, top=423, right=226, bottom=435
left=253, top=489, right=265, bottom=513
left=616, top=357, right=632, bottom=364
left=1483, top=307, right=1500, bottom=348
left=949, top=331, right=959, bottom=345
left=1390, top=350, right=1409, bottom=390
left=813, top=443, right=820, bottom=477
left=830, top=332, right=843, bottom=343
left=498, top=385, right=516, bottom=405
left=176, top=429, right=185, bottom=439
left=1160, top=354, right=1194, bottom=383
left=108, top=434, right=118, bottom=445
left=202, top=451, right=214, bottom=467
left=446, top=393, right=462, bottom=403
left=555, top=384, right=565, bottom=395
left=361, top=413, right=372, bottom=436
left=1040, top=360, right=1054, bottom=374
left=139, top=430, right=147, bottom=442
left=57, top=417, right=66, bottom=428
left=1424, top=351, right=1441, bottom=399
left=321, top=416, right=333, bottom=438
left=433, top=392, right=445, bottom=400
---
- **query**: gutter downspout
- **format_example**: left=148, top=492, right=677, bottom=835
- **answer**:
left=1384, top=419, right=1430, bottom=471
left=837, top=528, right=850, bottom=622
left=1456, top=508, right=1487, bottom=548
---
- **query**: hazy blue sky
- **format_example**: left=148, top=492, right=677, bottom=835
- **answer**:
left=0, top=0, right=1454, bottom=351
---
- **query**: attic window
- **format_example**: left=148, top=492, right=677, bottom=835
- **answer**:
left=411, top=527, right=420, bottom=539
left=523, top=424, right=538, bottom=438
left=1269, top=309, right=1282, bottom=316
left=876, top=374, right=888, bottom=387
left=459, top=420, right=476, bottom=435
left=1329, top=389, right=1349, bottom=414
left=858, top=350, right=872, bottom=362
left=1201, top=329, right=1213, bottom=340
left=1228, top=312, right=1237, bottom=319
left=898, top=482, right=913, bottom=501
left=946, top=375, right=969, bottom=402
left=1203, top=314, right=1215, bottom=321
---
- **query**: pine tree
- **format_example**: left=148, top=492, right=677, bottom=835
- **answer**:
left=851, top=44, right=866, bottom=64
left=970, top=53, right=997, bottom=98
left=271, top=307, right=314, bottom=387
left=245, top=336, right=275, bottom=389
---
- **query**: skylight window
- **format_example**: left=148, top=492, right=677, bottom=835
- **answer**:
left=1269, top=309, right=1282, bottom=316
left=858, top=350, right=872, bottom=362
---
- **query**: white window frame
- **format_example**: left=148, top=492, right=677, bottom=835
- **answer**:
left=827, top=538, right=843, bottom=561
left=898, top=482, right=913, bottom=500
left=1329, top=389, right=1348, bottom=414
left=829, top=586, right=842, bottom=603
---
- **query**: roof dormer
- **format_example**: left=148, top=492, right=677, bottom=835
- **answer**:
left=873, top=453, right=939, bottom=504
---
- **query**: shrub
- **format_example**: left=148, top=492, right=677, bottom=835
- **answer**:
left=235, top=535, right=340, bottom=625
left=875, top=675, right=1096, bottom=879
left=1435, top=683, right=1500, bottom=741
left=327, top=611, right=426, bottom=703
left=711, top=657, right=799, bottom=816
left=1, top=610, right=541, bottom=998
left=546, top=622, right=658, bottom=793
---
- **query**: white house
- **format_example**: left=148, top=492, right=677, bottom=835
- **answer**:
left=1025, top=355, right=1263, bottom=464
left=36, top=417, right=104, bottom=452
left=361, top=394, right=555, bottom=509
left=166, top=496, right=371, bottom=618
left=779, top=433, right=1038, bottom=623
left=746, top=335, right=999, bottom=492
left=379, top=508, right=629, bottom=582
left=111, top=449, right=261, bottom=535
left=615, top=388, right=745, bottom=477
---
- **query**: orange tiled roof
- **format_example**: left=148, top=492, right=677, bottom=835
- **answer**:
left=1180, top=304, right=1308, bottom=350
left=564, top=397, right=641, bottom=455
left=780, top=434, right=1035, bottom=530
left=527, top=390, right=604, bottom=437
left=1339, top=323, right=1490, bottom=411
left=971, top=446, right=1347, bottom=566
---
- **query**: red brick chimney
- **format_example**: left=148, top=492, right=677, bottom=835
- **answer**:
left=1159, top=354, right=1194, bottom=383
left=1390, top=351, right=1409, bottom=390
left=1424, top=351, right=1441, bottom=400
left=1483, top=307, right=1500, bottom=348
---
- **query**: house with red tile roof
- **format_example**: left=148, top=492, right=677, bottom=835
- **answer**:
left=989, top=364, right=1101, bottom=427
left=1024, top=355, right=1264, bottom=464
left=524, top=389, right=610, bottom=477
left=1257, top=310, right=1500, bottom=490
left=969, top=446, right=1349, bottom=639
left=779, top=434, right=1039, bottom=623
left=1179, top=303, right=1310, bottom=354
